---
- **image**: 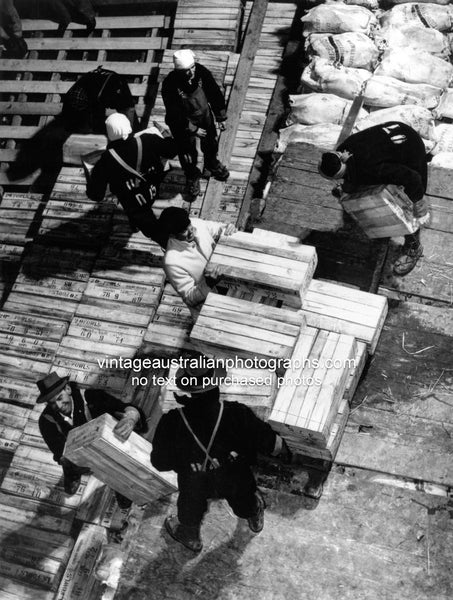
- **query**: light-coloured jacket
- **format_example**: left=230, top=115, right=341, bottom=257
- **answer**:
left=164, top=219, right=223, bottom=315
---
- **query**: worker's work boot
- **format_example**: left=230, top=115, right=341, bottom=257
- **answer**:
left=304, top=482, right=324, bottom=500
left=164, top=516, right=203, bottom=553
left=204, top=162, right=230, bottom=182
left=185, top=175, right=201, bottom=201
left=393, top=242, right=423, bottom=276
left=247, top=490, right=266, bottom=534
left=64, top=476, right=81, bottom=495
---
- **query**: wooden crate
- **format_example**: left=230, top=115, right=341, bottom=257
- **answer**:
left=63, top=413, right=177, bottom=504
left=160, top=365, right=277, bottom=419
left=190, top=292, right=305, bottom=362
left=341, top=184, right=418, bottom=239
left=269, top=327, right=357, bottom=448
left=297, top=279, right=388, bottom=355
left=205, top=230, right=317, bottom=305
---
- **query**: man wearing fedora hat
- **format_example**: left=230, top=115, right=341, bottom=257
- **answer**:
left=151, top=356, right=291, bottom=552
left=162, top=49, right=229, bottom=200
left=36, top=372, right=147, bottom=505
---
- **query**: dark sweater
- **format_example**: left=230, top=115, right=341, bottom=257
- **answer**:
left=162, top=63, right=227, bottom=135
left=338, top=121, right=427, bottom=202
left=151, top=394, right=277, bottom=473
left=39, top=384, right=147, bottom=464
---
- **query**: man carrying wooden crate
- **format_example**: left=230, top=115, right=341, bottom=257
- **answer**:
left=162, top=49, right=230, bottom=200
left=36, top=372, right=147, bottom=508
left=151, top=358, right=291, bottom=552
left=159, top=207, right=236, bottom=317
left=318, top=121, right=430, bottom=276
left=86, top=113, right=178, bottom=247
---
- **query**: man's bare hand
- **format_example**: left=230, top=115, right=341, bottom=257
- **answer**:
left=222, top=224, right=237, bottom=236
left=113, top=416, right=136, bottom=441
left=196, top=128, right=207, bottom=138
left=218, top=121, right=226, bottom=132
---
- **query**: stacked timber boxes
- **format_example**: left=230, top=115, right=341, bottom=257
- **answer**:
left=190, top=293, right=305, bottom=362
left=269, top=328, right=357, bottom=460
left=206, top=230, right=317, bottom=306
left=64, top=413, right=177, bottom=504
left=160, top=365, right=278, bottom=420
left=341, top=184, right=418, bottom=239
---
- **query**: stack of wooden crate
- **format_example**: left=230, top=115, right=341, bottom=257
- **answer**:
left=64, top=413, right=177, bottom=504
left=191, top=293, right=305, bottom=362
left=160, top=364, right=278, bottom=420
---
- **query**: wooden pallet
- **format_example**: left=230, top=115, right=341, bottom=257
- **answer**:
left=64, top=413, right=177, bottom=504
left=0, top=11, right=172, bottom=187
left=171, top=0, right=242, bottom=51
left=269, top=327, right=357, bottom=449
left=190, top=292, right=305, bottom=362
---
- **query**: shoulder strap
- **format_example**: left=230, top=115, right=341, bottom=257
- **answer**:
left=108, top=137, right=146, bottom=181
left=178, top=402, right=224, bottom=471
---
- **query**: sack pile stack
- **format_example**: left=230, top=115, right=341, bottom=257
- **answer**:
left=276, top=0, right=453, bottom=164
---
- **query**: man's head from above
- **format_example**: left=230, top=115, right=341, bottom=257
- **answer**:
left=36, top=372, right=73, bottom=416
left=105, top=112, right=132, bottom=142
left=159, top=207, right=195, bottom=242
left=173, top=49, right=196, bottom=82
left=318, top=150, right=351, bottom=180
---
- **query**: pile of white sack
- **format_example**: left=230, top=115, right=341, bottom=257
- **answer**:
left=276, top=0, right=453, bottom=166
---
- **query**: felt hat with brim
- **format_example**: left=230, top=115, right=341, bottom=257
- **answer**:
left=36, top=372, right=69, bottom=403
left=176, top=364, right=227, bottom=393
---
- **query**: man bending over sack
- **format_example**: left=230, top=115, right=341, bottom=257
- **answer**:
left=36, top=372, right=147, bottom=508
left=318, top=121, right=430, bottom=276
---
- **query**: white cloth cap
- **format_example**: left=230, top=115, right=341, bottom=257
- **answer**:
left=105, top=113, right=132, bottom=142
left=173, top=49, right=195, bottom=70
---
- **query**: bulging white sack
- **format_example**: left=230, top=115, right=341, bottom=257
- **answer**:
left=275, top=123, right=342, bottom=153
left=306, top=32, right=379, bottom=69
left=432, top=123, right=453, bottom=154
left=287, top=93, right=368, bottom=126
left=388, top=0, right=451, bottom=5
left=344, top=0, right=379, bottom=9
left=301, top=57, right=369, bottom=97
left=376, top=25, right=449, bottom=57
left=364, top=76, right=441, bottom=108
left=301, top=4, right=377, bottom=35
left=380, top=3, right=452, bottom=32
left=355, top=105, right=436, bottom=142
left=430, top=151, right=453, bottom=167
left=374, top=49, right=453, bottom=88
left=433, top=88, right=453, bottom=118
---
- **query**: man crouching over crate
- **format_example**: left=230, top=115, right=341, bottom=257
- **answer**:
left=36, top=372, right=147, bottom=509
left=150, top=355, right=291, bottom=552
left=318, top=121, right=430, bottom=276
left=159, top=207, right=236, bottom=318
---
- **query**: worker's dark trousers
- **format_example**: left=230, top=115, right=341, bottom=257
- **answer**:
left=177, top=460, right=259, bottom=527
left=403, top=228, right=421, bottom=249
left=174, top=114, right=220, bottom=178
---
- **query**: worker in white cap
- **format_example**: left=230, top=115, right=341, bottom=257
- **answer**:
left=161, top=49, right=229, bottom=200
left=86, top=112, right=178, bottom=247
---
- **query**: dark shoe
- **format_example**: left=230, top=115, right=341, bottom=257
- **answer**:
left=393, top=243, right=423, bottom=276
left=205, top=162, right=229, bottom=182
left=64, top=476, right=81, bottom=495
left=247, top=490, right=265, bottom=533
left=115, top=493, right=132, bottom=510
left=185, top=176, right=201, bottom=199
left=164, top=516, right=203, bottom=553
left=304, top=482, right=324, bottom=500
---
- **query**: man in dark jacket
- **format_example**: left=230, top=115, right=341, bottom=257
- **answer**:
left=318, top=121, right=430, bottom=276
left=37, top=371, right=147, bottom=507
left=151, top=357, right=290, bottom=552
left=62, top=67, right=136, bottom=134
left=0, top=0, right=28, bottom=58
left=162, top=49, right=229, bottom=200
left=86, top=113, right=178, bottom=248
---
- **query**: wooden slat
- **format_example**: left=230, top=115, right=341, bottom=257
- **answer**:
left=25, top=37, right=167, bottom=51
left=21, top=15, right=166, bottom=31
left=0, top=59, right=157, bottom=75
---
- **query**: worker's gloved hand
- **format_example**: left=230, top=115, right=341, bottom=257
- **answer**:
left=217, top=121, right=226, bottom=132
left=113, top=415, right=137, bottom=441
left=205, top=264, right=223, bottom=288
left=413, top=199, right=431, bottom=226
